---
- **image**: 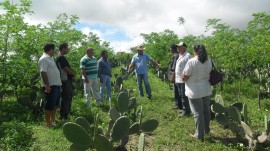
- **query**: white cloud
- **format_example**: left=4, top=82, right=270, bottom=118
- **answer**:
left=110, top=36, right=144, bottom=53
left=80, top=27, right=104, bottom=41
left=4, top=0, right=270, bottom=52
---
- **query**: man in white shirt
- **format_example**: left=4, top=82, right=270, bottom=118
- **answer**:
left=175, top=42, right=192, bottom=117
left=38, top=43, right=61, bottom=127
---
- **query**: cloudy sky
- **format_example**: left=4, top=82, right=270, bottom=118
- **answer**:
left=2, top=0, right=270, bottom=52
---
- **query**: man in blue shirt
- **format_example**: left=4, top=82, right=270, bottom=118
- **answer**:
left=128, top=45, right=161, bottom=100
left=97, top=50, right=112, bottom=101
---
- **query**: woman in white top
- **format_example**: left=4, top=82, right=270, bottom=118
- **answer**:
left=182, top=44, right=212, bottom=141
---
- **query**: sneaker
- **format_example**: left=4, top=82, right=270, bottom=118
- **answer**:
left=147, top=96, right=152, bottom=100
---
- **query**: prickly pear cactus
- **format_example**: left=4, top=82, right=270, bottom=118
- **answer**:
left=211, top=103, right=226, bottom=114
left=111, top=116, right=130, bottom=141
left=117, top=92, right=129, bottom=113
left=75, top=117, right=91, bottom=133
left=138, top=133, right=145, bottom=151
left=215, top=113, right=229, bottom=126
left=241, top=121, right=255, bottom=139
left=70, top=143, right=90, bottom=151
left=129, top=122, right=140, bottom=135
left=63, top=122, right=92, bottom=146
left=141, top=118, right=159, bottom=133
left=243, top=103, right=248, bottom=124
left=109, top=107, right=120, bottom=121
left=215, top=95, right=224, bottom=106
left=227, top=106, right=242, bottom=123
left=94, top=134, right=113, bottom=151
left=231, top=102, right=243, bottom=111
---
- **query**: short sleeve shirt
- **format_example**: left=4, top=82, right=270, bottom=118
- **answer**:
left=80, top=55, right=98, bottom=79
left=55, top=55, right=72, bottom=81
left=131, top=53, right=152, bottom=74
left=182, top=57, right=212, bottom=99
left=38, top=53, right=61, bottom=87
left=175, top=51, right=192, bottom=83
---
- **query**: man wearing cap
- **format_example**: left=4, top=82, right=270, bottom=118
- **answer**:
left=175, top=42, right=192, bottom=117
left=168, top=44, right=182, bottom=110
left=80, top=48, right=103, bottom=107
left=128, top=45, right=161, bottom=100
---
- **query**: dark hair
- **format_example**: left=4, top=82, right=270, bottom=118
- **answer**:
left=170, top=44, right=177, bottom=50
left=194, top=44, right=208, bottom=63
left=86, top=47, right=94, bottom=52
left=59, top=43, right=68, bottom=51
left=101, top=50, right=107, bottom=56
left=43, top=43, right=55, bottom=52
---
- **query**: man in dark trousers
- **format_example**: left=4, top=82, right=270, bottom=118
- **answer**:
left=168, top=44, right=182, bottom=110
left=56, top=43, right=75, bottom=120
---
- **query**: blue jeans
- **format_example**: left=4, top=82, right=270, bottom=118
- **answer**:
left=189, top=96, right=211, bottom=139
left=136, top=73, right=151, bottom=97
left=99, top=74, right=111, bottom=100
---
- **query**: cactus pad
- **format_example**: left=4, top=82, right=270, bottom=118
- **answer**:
left=243, top=103, right=248, bottom=124
left=215, top=113, right=229, bottom=126
left=111, top=116, right=130, bottom=141
left=227, top=106, right=241, bottom=123
left=63, top=122, right=92, bottom=146
left=109, top=107, right=120, bottom=121
left=94, top=134, right=113, bottom=151
left=228, top=121, right=239, bottom=134
left=215, top=95, right=224, bottom=106
left=141, top=118, right=159, bottom=132
left=75, top=117, right=91, bottom=133
left=241, top=121, right=255, bottom=139
left=117, top=92, right=129, bottom=113
left=138, top=133, right=145, bottom=151
left=211, top=103, right=226, bottom=114
left=129, top=122, right=140, bottom=134
left=231, top=102, right=243, bottom=111
left=70, top=143, right=90, bottom=151
left=128, top=97, right=137, bottom=110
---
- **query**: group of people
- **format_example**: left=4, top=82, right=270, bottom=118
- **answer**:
left=168, top=42, right=213, bottom=141
left=38, top=41, right=213, bottom=141
left=38, top=43, right=112, bottom=127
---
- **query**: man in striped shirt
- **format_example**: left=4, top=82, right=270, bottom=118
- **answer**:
left=80, top=48, right=102, bottom=107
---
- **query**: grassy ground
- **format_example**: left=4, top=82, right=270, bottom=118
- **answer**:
left=0, top=68, right=270, bottom=151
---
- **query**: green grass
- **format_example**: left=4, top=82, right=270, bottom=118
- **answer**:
left=0, top=68, right=270, bottom=150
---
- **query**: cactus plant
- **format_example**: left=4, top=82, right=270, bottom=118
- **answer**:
left=231, top=102, right=243, bottom=111
left=211, top=103, right=226, bottom=114
left=94, top=134, right=113, bottom=151
left=109, top=107, right=120, bottom=121
left=227, top=106, right=242, bottom=123
left=138, top=133, right=145, bottom=151
left=75, top=117, right=92, bottom=133
left=215, top=94, right=224, bottom=106
left=215, top=113, right=229, bottom=126
left=117, top=92, right=129, bottom=113
left=129, top=122, right=140, bottom=135
left=63, top=122, right=92, bottom=146
left=111, top=116, right=130, bottom=141
left=141, top=118, right=159, bottom=133
left=243, top=103, right=248, bottom=124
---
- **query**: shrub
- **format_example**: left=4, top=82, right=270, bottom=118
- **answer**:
left=0, top=121, right=33, bottom=150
